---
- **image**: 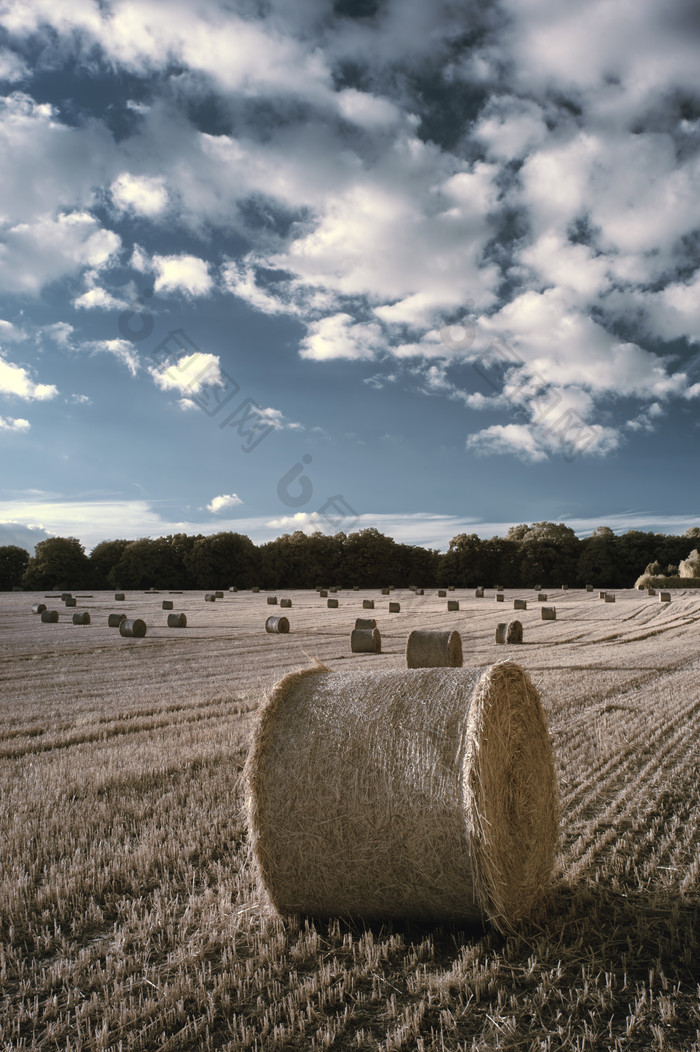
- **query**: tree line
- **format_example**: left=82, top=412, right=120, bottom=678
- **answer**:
left=1, top=522, right=698, bottom=592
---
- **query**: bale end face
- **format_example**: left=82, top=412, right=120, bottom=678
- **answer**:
left=406, top=629, right=462, bottom=668
left=245, top=662, right=559, bottom=930
left=351, top=627, right=381, bottom=653
left=166, top=612, right=187, bottom=628
left=506, top=620, right=523, bottom=644
left=32, top=603, right=47, bottom=614
left=495, top=623, right=507, bottom=644
left=119, top=618, right=147, bottom=638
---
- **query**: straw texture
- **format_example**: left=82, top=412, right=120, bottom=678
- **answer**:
left=506, top=620, right=523, bottom=644
left=355, top=618, right=377, bottom=630
left=167, top=613, right=187, bottom=628
left=266, top=615, right=290, bottom=634
left=119, top=618, right=147, bottom=638
left=245, top=661, right=558, bottom=930
left=406, top=629, right=462, bottom=668
left=351, top=628, right=381, bottom=653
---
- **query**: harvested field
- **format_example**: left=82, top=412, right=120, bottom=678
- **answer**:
left=1, top=586, right=699, bottom=1051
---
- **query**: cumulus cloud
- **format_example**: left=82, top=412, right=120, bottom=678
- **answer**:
left=152, top=254, right=213, bottom=296
left=207, top=493, right=243, bottom=513
left=0, top=415, right=30, bottom=432
left=0, top=357, right=58, bottom=400
left=73, top=286, right=129, bottom=310
left=86, top=339, right=140, bottom=376
left=149, top=352, right=224, bottom=395
left=300, top=313, right=385, bottom=361
left=110, top=172, right=168, bottom=216
left=0, top=211, right=120, bottom=294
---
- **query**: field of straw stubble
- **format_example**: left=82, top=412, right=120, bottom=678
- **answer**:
left=1, top=586, right=699, bottom=1051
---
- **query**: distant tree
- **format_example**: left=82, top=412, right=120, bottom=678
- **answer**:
left=340, top=529, right=398, bottom=587
left=441, top=534, right=489, bottom=586
left=89, top=539, right=131, bottom=588
left=109, top=538, right=190, bottom=589
left=0, top=545, right=30, bottom=590
left=516, top=522, right=580, bottom=586
left=577, top=527, right=619, bottom=586
left=185, top=532, right=261, bottom=589
left=22, top=537, right=90, bottom=590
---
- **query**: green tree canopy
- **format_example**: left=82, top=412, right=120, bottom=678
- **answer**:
left=22, top=537, right=90, bottom=590
left=0, top=545, right=30, bottom=590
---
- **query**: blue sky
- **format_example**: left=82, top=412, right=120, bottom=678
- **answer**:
left=1, top=0, right=699, bottom=554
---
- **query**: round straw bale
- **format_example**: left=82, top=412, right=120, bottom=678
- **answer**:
left=534, top=585, right=541, bottom=592
left=475, top=587, right=484, bottom=598
left=495, top=623, right=507, bottom=644
left=353, top=585, right=360, bottom=590
left=32, top=603, right=47, bottom=614
left=355, top=617, right=377, bottom=630
left=448, top=585, right=455, bottom=591
left=72, top=611, right=91, bottom=625
left=162, top=600, right=174, bottom=610
left=252, top=587, right=261, bottom=593
left=119, top=618, right=147, bottom=638
left=496, top=585, right=504, bottom=592
left=406, top=629, right=462, bottom=668
left=229, top=586, right=238, bottom=592
left=266, top=615, right=290, bottom=634
left=114, top=593, right=125, bottom=601
left=447, top=599, right=460, bottom=611
left=598, top=591, right=607, bottom=599
left=351, top=628, right=381, bottom=653
left=40, top=610, right=59, bottom=623
left=438, top=590, right=447, bottom=598
left=61, top=593, right=72, bottom=601
left=389, top=602, right=400, bottom=613
left=647, top=587, right=656, bottom=596
left=659, top=591, right=671, bottom=603
left=506, top=620, right=523, bottom=644
left=204, top=594, right=216, bottom=602
left=496, top=593, right=504, bottom=602
left=381, top=588, right=390, bottom=595
left=604, top=594, right=616, bottom=603
left=416, top=588, right=424, bottom=595
left=280, top=598, right=292, bottom=608
left=586, top=584, right=593, bottom=592
left=514, top=599, right=527, bottom=610
left=167, top=612, right=187, bottom=628
left=65, top=597, right=77, bottom=607
left=245, top=661, right=558, bottom=929
left=267, top=596, right=278, bottom=605
left=538, top=593, right=548, bottom=601
left=319, top=589, right=328, bottom=598
left=330, top=587, right=338, bottom=593
left=362, top=599, right=375, bottom=610
left=541, top=607, right=556, bottom=620
left=327, top=598, right=339, bottom=608
left=108, top=613, right=127, bottom=627
left=215, top=590, right=224, bottom=599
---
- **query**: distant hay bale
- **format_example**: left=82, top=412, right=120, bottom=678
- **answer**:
left=76, top=595, right=93, bottom=599
left=114, top=593, right=125, bottom=601
left=32, top=603, right=47, bottom=614
left=496, top=585, right=504, bottom=592
left=351, top=628, right=381, bottom=653
left=495, top=623, right=507, bottom=644
left=598, top=591, right=607, bottom=599
left=65, top=598, right=77, bottom=607
left=280, top=598, right=292, bottom=608
left=162, top=600, right=174, bottom=610
left=61, top=593, right=72, bottom=601
left=40, top=610, right=59, bottom=623
left=245, top=661, right=558, bottom=929
left=389, top=602, right=400, bottom=613
left=416, top=588, right=424, bottom=596
left=119, top=618, right=147, bottom=638
left=381, top=588, right=390, bottom=595
left=586, top=585, right=593, bottom=592
left=215, top=590, right=224, bottom=599
left=330, top=587, right=338, bottom=594
left=327, top=598, right=339, bottom=608
left=72, top=612, right=90, bottom=625
left=647, top=587, right=656, bottom=596
left=475, top=587, right=484, bottom=598
left=534, top=585, right=541, bottom=592
left=353, top=585, right=360, bottom=591
left=229, top=586, right=238, bottom=592
left=438, top=590, right=447, bottom=598
left=447, top=600, right=460, bottom=611
left=363, top=599, right=375, bottom=609
left=266, top=616, right=290, bottom=634
left=355, top=618, right=377, bottom=630
left=406, top=629, right=462, bottom=668
left=267, top=596, right=278, bottom=605
left=537, top=594, right=548, bottom=601
left=604, top=594, right=616, bottom=603
left=506, top=621, right=523, bottom=644
left=448, top=585, right=455, bottom=591
left=541, top=607, right=556, bottom=620
left=496, top=594, right=504, bottom=603
left=252, top=587, right=261, bottom=593
left=319, top=589, right=328, bottom=598
left=513, top=599, right=527, bottom=610
left=108, top=613, right=127, bottom=627
left=167, top=613, right=187, bottom=628
left=659, top=591, right=671, bottom=603
left=205, top=594, right=217, bottom=602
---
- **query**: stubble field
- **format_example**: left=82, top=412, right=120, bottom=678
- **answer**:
left=1, top=586, right=699, bottom=1051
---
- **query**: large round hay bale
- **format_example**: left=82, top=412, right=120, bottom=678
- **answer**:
left=267, top=596, right=278, bottom=605
left=438, top=590, right=447, bottom=598
left=495, top=623, right=507, bottom=644
left=475, top=587, right=484, bottom=598
left=204, top=594, right=216, bottom=602
left=541, top=607, right=556, bottom=620
left=32, top=603, right=47, bottom=615
left=162, top=600, right=174, bottom=610
left=506, top=620, right=523, bottom=644
left=659, top=591, right=671, bottom=603
left=604, top=594, right=616, bottom=603
left=327, top=598, right=339, bottom=608
left=362, top=599, right=375, bottom=610
left=167, top=612, right=187, bottom=628
left=447, top=599, right=460, bottom=611
left=534, top=585, right=541, bottom=592
left=40, top=610, right=59, bottom=623
left=114, top=593, right=125, bottom=601
left=355, top=617, right=377, bottom=630
left=245, top=661, right=558, bottom=929
left=108, top=613, right=127, bottom=627
left=406, top=629, right=462, bottom=668
left=229, top=586, right=238, bottom=592
left=280, top=598, right=292, bottom=608
left=119, top=618, right=147, bottom=638
left=65, top=597, right=77, bottom=607
left=381, top=588, right=390, bottom=595
left=496, top=594, right=504, bottom=603
left=72, top=611, right=91, bottom=625
left=266, top=615, right=290, bottom=634
left=598, top=591, right=607, bottom=599
left=215, top=590, right=224, bottom=599
left=389, top=602, right=400, bottom=613
left=351, top=628, right=381, bottom=653
left=514, top=599, right=527, bottom=610
left=319, top=589, right=328, bottom=598
left=538, top=593, right=548, bottom=601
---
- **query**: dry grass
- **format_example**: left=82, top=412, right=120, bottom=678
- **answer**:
left=0, top=587, right=699, bottom=1050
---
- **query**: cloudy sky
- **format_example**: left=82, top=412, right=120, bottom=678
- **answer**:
left=1, top=0, right=699, bottom=554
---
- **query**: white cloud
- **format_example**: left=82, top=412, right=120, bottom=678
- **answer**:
left=0, top=357, right=58, bottom=400
left=221, top=259, right=299, bottom=316
left=110, top=172, right=168, bottom=216
left=149, top=352, right=223, bottom=395
left=265, top=511, right=323, bottom=534
left=0, top=415, right=30, bottom=432
left=0, top=210, right=121, bottom=294
left=207, top=493, right=243, bottom=513
left=300, top=313, right=384, bottom=361
left=152, top=254, right=212, bottom=297
left=87, top=339, right=140, bottom=376
left=73, top=286, right=129, bottom=310
left=0, top=48, right=28, bottom=82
